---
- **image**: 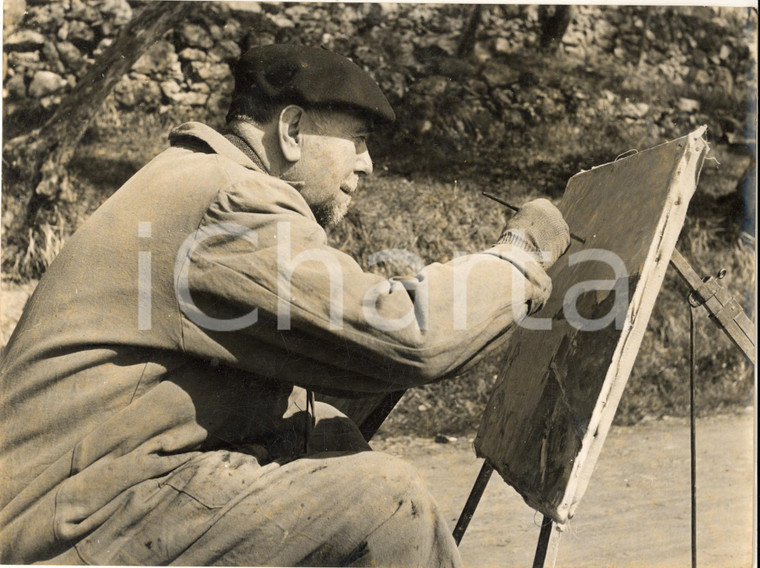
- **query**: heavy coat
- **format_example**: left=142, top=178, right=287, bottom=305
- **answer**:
left=0, top=122, right=549, bottom=563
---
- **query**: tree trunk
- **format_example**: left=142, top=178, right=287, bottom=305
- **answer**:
left=3, top=1, right=193, bottom=277
left=457, top=5, right=483, bottom=58
left=637, top=7, right=653, bottom=67
left=538, top=5, right=572, bottom=52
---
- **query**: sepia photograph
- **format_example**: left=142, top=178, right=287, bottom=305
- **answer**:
left=1, top=1, right=756, bottom=566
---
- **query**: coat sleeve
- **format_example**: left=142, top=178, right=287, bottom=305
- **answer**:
left=176, top=179, right=551, bottom=395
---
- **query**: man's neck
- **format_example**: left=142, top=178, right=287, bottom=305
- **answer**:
left=226, top=120, right=280, bottom=175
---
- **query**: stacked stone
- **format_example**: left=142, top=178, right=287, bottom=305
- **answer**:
left=113, top=16, right=244, bottom=114
left=2, top=2, right=754, bottom=149
left=559, top=6, right=753, bottom=139
left=4, top=0, right=132, bottom=112
left=2, top=1, right=251, bottom=119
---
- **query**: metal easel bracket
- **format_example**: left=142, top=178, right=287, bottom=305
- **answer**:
left=670, top=249, right=755, bottom=365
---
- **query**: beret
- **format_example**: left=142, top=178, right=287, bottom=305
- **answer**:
left=231, top=44, right=395, bottom=124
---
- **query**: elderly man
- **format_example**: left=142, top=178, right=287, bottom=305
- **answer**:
left=0, top=45, right=569, bottom=566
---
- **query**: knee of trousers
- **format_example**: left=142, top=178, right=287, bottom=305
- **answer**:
left=349, top=451, right=440, bottom=522
left=341, top=452, right=458, bottom=567
left=308, top=401, right=371, bottom=453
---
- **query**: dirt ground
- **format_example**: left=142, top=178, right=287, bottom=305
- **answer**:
left=373, top=410, right=755, bottom=568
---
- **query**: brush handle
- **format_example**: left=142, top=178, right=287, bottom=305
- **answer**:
left=481, top=191, right=586, bottom=244
left=481, top=191, right=519, bottom=211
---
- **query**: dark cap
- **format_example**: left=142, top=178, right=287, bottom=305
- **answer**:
left=230, top=44, right=395, bottom=124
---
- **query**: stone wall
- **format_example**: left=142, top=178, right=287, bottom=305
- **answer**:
left=3, top=1, right=246, bottom=124
left=3, top=2, right=756, bottom=155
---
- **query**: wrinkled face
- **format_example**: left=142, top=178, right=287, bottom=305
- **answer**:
left=284, top=109, right=373, bottom=227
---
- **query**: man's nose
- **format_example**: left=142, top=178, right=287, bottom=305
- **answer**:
left=355, top=150, right=373, bottom=176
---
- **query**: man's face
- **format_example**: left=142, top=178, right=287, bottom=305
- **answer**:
left=285, top=110, right=373, bottom=227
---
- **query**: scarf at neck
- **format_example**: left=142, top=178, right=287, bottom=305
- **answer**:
left=224, top=132, right=269, bottom=174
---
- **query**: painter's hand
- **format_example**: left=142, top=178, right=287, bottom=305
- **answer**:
left=497, top=199, right=570, bottom=270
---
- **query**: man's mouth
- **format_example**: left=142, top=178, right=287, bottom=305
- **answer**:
left=341, top=177, right=359, bottom=195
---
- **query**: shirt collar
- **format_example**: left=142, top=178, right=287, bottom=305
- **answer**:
left=168, top=122, right=266, bottom=173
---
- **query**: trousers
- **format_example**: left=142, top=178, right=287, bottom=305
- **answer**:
left=42, top=404, right=462, bottom=567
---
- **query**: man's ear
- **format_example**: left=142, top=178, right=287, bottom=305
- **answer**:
left=278, top=105, right=304, bottom=162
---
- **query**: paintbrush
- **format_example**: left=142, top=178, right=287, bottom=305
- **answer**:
left=482, top=191, right=586, bottom=244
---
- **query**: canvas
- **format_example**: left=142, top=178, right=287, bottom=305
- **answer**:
left=475, top=128, right=710, bottom=524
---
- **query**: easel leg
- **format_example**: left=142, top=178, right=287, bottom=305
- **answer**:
left=689, top=303, right=698, bottom=568
left=532, top=515, right=553, bottom=568
left=452, top=461, right=493, bottom=545
left=532, top=515, right=563, bottom=568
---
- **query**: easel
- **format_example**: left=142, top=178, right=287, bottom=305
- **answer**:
left=451, top=246, right=756, bottom=567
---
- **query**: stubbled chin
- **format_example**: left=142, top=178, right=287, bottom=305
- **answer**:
left=313, top=193, right=351, bottom=228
